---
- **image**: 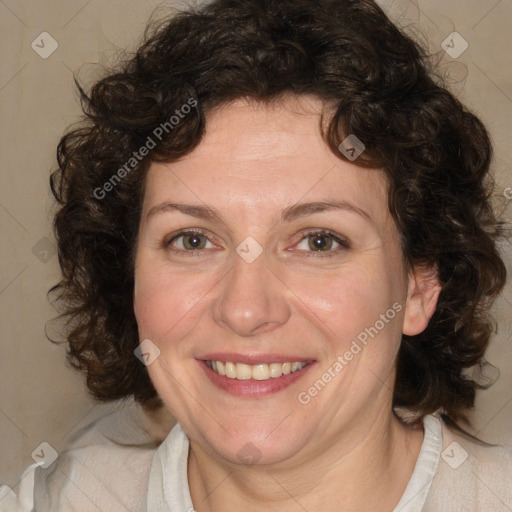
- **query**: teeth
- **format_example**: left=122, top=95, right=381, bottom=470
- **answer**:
left=206, top=360, right=308, bottom=380
left=216, top=361, right=225, bottom=376
left=252, top=364, right=268, bottom=381
left=225, top=361, right=236, bottom=379
left=269, top=363, right=283, bottom=378
left=236, top=363, right=252, bottom=380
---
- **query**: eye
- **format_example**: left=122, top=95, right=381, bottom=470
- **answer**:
left=165, top=230, right=216, bottom=253
left=293, top=230, right=349, bottom=255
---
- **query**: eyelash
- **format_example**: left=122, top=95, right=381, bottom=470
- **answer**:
left=292, top=229, right=350, bottom=258
left=163, top=228, right=350, bottom=258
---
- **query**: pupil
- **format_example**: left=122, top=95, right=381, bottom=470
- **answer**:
left=187, top=235, right=202, bottom=248
left=311, top=234, right=330, bottom=250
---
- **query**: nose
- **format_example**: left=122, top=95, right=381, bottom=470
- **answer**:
left=212, top=249, right=291, bottom=337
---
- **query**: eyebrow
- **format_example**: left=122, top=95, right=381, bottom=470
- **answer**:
left=146, top=200, right=373, bottom=224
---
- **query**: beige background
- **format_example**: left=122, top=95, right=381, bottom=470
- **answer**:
left=0, top=0, right=511, bottom=489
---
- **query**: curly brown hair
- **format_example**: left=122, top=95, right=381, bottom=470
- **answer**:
left=49, top=0, right=507, bottom=425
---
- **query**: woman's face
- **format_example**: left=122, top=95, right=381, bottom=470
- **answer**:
left=134, top=96, right=435, bottom=466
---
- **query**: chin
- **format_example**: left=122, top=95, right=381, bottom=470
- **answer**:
left=194, top=418, right=311, bottom=467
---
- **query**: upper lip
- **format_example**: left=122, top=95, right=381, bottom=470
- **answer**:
left=199, top=353, right=315, bottom=365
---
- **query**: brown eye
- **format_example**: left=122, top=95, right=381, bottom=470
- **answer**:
left=181, top=233, right=207, bottom=250
left=167, top=231, right=213, bottom=252
left=294, top=229, right=350, bottom=256
left=307, top=233, right=334, bottom=251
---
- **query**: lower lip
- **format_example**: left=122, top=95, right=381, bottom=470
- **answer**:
left=197, top=360, right=316, bottom=398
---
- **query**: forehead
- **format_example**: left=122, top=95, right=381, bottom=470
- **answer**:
left=142, top=96, right=389, bottom=226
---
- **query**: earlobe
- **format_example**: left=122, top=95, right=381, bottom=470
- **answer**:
left=402, top=265, right=442, bottom=336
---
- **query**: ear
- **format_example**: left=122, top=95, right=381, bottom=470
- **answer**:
left=403, top=265, right=442, bottom=336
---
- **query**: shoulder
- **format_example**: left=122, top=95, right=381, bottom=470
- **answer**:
left=424, top=414, right=512, bottom=511
left=4, top=401, right=175, bottom=512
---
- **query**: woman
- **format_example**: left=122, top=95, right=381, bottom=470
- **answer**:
left=1, top=0, right=510, bottom=510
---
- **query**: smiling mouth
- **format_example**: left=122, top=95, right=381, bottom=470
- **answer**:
left=205, top=360, right=310, bottom=381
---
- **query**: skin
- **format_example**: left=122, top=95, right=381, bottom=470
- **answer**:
left=133, top=95, right=441, bottom=511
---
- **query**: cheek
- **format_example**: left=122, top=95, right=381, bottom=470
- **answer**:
left=284, top=259, right=406, bottom=366
left=133, top=262, right=211, bottom=341
left=292, top=264, right=397, bottom=329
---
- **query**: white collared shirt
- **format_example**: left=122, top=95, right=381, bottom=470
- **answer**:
left=1, top=403, right=511, bottom=511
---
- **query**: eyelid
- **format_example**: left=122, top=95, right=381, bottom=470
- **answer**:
left=290, top=228, right=351, bottom=255
left=164, top=228, right=218, bottom=253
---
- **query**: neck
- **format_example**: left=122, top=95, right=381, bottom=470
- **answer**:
left=187, top=407, right=424, bottom=512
